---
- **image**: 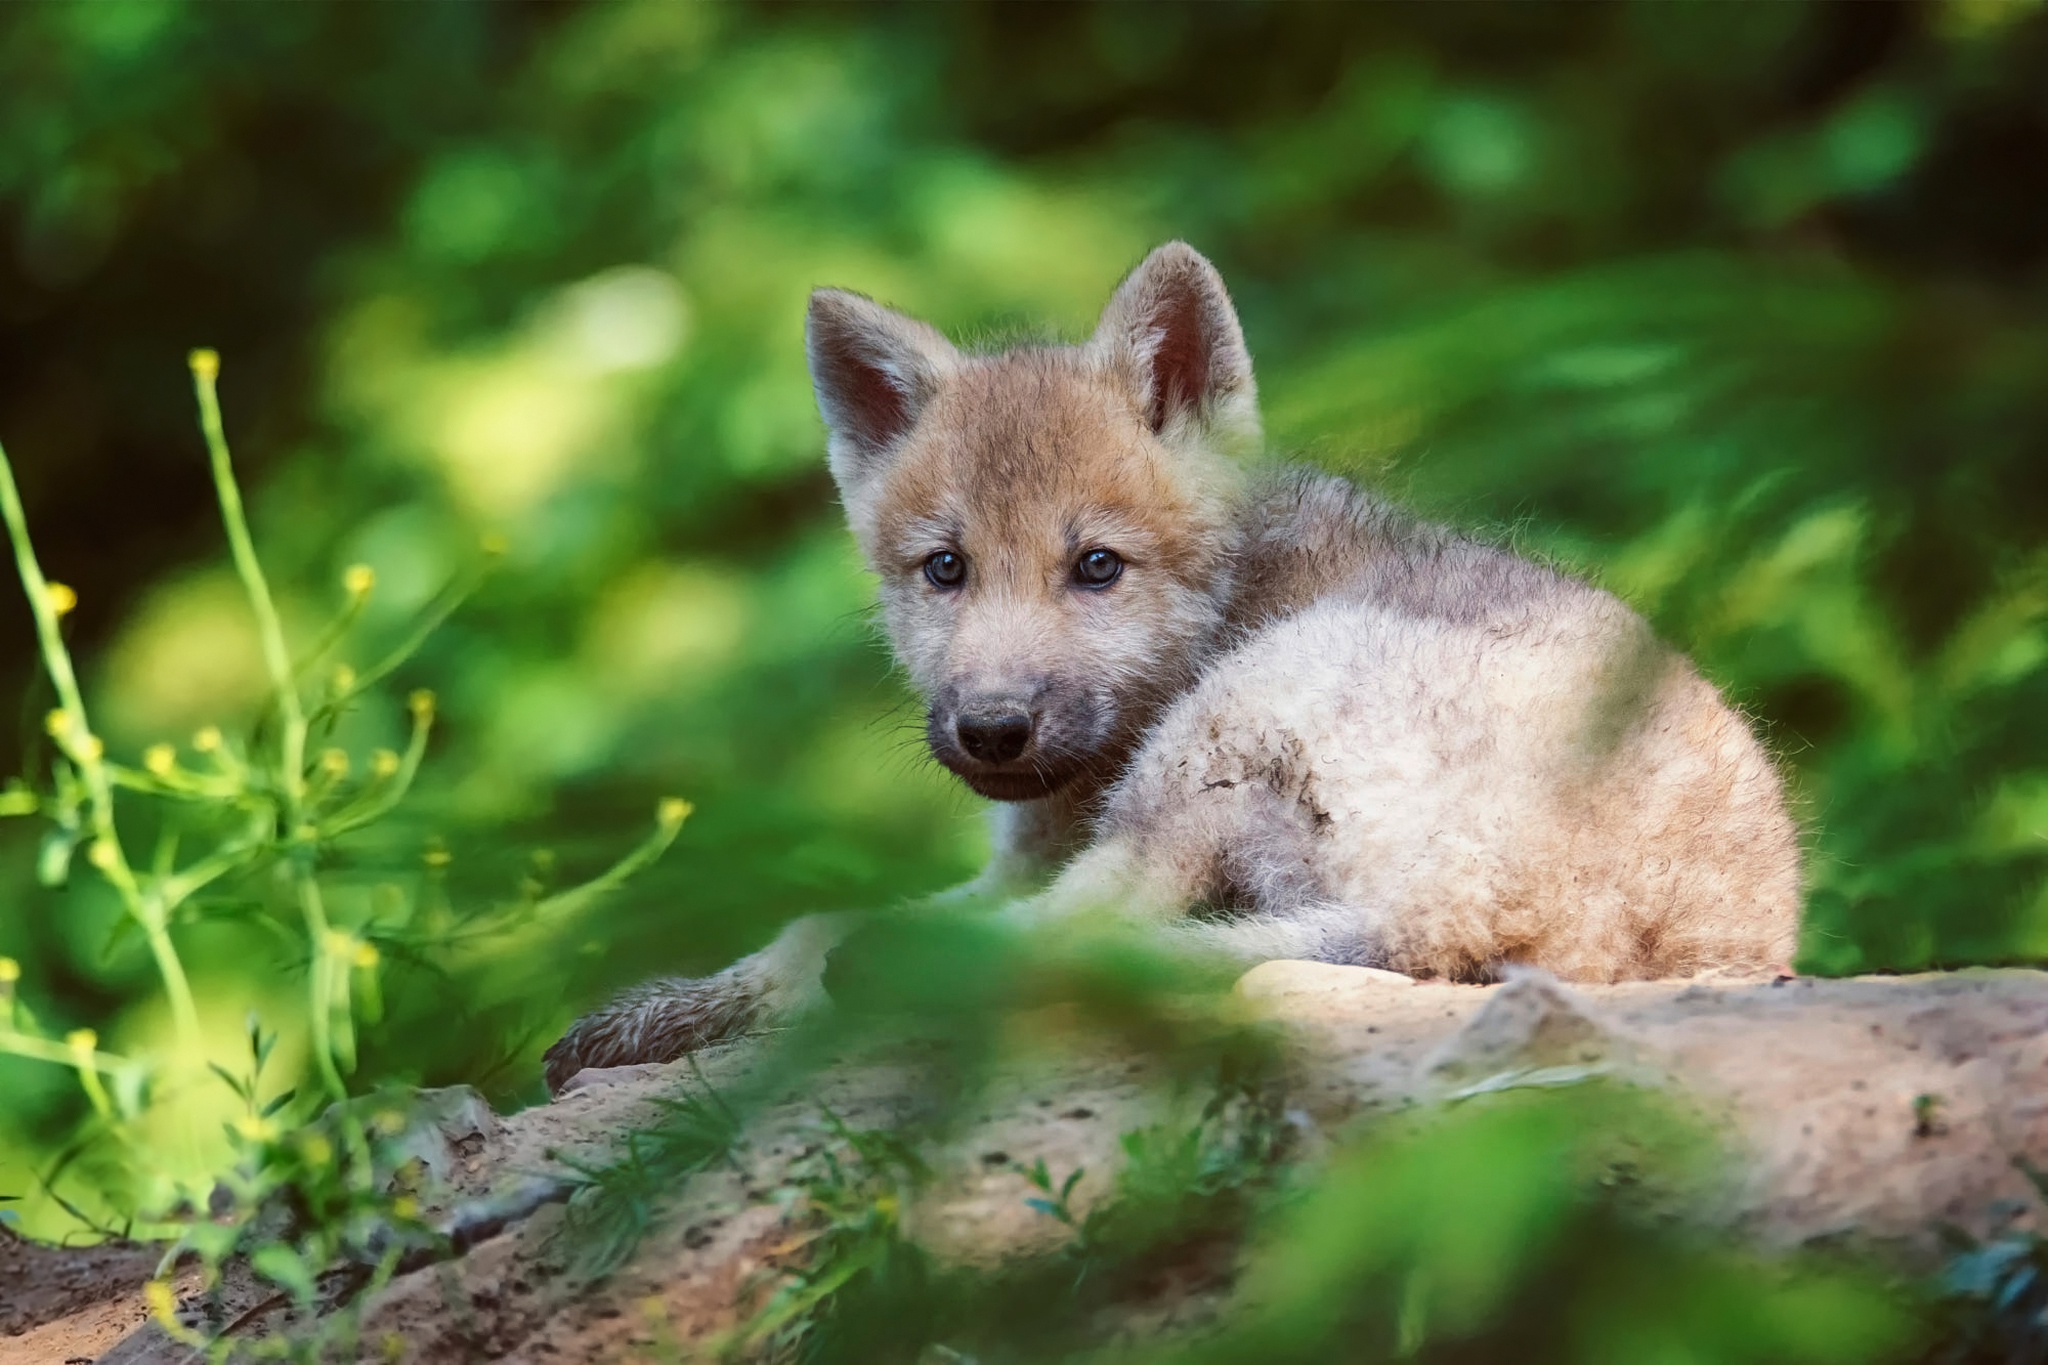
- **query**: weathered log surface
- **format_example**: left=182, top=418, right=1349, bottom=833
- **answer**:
left=19, top=966, right=2048, bottom=1363
left=1237, top=964, right=2048, bottom=1258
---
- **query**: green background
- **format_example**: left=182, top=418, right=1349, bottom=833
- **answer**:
left=1, top=0, right=2045, bottom=1241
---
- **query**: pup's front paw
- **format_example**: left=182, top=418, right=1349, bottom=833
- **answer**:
left=542, top=973, right=758, bottom=1097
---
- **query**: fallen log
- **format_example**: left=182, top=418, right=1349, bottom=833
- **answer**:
left=47, top=966, right=2048, bottom=1362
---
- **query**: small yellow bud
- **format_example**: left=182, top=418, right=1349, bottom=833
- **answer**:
left=353, top=940, right=380, bottom=970
left=343, top=563, right=376, bottom=597
left=44, top=582, right=77, bottom=617
left=0, top=957, right=20, bottom=984
left=87, top=840, right=118, bottom=871
left=330, top=663, right=357, bottom=695
left=193, top=726, right=223, bottom=753
left=408, top=689, right=436, bottom=721
left=382, top=1332, right=407, bottom=1362
left=319, top=748, right=350, bottom=778
left=295, top=822, right=319, bottom=844
left=144, top=1278, right=180, bottom=1324
left=188, top=349, right=220, bottom=381
left=44, top=708, right=68, bottom=739
left=479, top=532, right=509, bottom=557
left=66, top=1028, right=97, bottom=1054
left=423, top=844, right=451, bottom=868
left=77, top=733, right=104, bottom=761
left=144, top=744, right=177, bottom=777
left=323, top=929, right=357, bottom=959
left=372, top=1108, right=407, bottom=1136
left=658, top=797, right=694, bottom=829
left=390, top=1194, right=419, bottom=1221
left=371, top=748, right=401, bottom=778
left=232, top=1113, right=279, bottom=1144
left=299, top=1133, right=333, bottom=1168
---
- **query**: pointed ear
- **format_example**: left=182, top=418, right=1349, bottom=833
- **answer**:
left=806, top=288, right=959, bottom=496
left=1090, top=242, right=1259, bottom=449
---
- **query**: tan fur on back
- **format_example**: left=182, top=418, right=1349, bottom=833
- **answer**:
left=542, top=243, right=1800, bottom=1091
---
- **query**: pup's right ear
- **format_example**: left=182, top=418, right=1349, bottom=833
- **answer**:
left=806, top=288, right=959, bottom=498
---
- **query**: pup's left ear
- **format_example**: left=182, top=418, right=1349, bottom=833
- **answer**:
left=1090, top=242, right=1260, bottom=452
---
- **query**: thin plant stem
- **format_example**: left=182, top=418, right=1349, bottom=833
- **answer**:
left=317, top=694, right=435, bottom=838
left=192, top=352, right=348, bottom=1101
left=0, top=1028, right=131, bottom=1072
left=291, top=586, right=370, bottom=681
left=321, top=558, right=493, bottom=713
left=295, top=871, right=348, bottom=1103
left=189, top=351, right=308, bottom=828
left=447, top=800, right=691, bottom=967
left=0, top=440, right=202, bottom=1051
left=528, top=800, right=693, bottom=924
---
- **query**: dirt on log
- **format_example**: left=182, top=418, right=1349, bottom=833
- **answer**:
left=10, top=966, right=2048, bottom=1363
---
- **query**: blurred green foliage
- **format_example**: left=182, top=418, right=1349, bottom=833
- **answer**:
left=646, top=1067, right=1918, bottom=1364
left=0, top=1, right=2045, bottom=1350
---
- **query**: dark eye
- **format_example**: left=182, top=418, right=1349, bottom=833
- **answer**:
left=924, top=550, right=966, bottom=590
left=1074, top=548, right=1124, bottom=588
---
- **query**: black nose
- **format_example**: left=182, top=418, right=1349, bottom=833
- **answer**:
left=955, top=708, right=1033, bottom=764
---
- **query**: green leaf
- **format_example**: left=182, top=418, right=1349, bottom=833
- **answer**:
left=250, top=1243, right=318, bottom=1304
left=35, top=828, right=76, bottom=888
left=181, top=1220, right=241, bottom=1264
left=207, top=1062, right=250, bottom=1101
left=98, top=912, right=139, bottom=962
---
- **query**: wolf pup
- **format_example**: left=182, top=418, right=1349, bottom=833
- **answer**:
left=543, top=242, right=1801, bottom=1093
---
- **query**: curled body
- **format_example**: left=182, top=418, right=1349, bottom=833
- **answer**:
left=544, top=244, right=1801, bottom=1094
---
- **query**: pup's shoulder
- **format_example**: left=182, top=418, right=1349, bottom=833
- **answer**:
left=1225, top=465, right=1607, bottom=636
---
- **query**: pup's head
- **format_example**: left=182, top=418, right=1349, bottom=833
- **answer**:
left=806, top=242, right=1260, bottom=801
